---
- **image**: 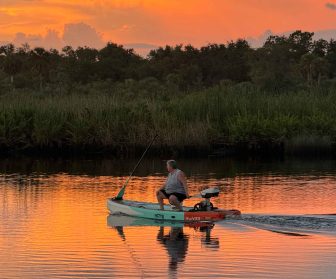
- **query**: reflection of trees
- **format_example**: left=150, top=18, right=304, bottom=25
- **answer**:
left=0, top=173, right=52, bottom=219
left=1, top=157, right=335, bottom=179
left=1, top=156, right=336, bottom=219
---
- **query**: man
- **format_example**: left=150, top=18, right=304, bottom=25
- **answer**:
left=156, top=160, right=189, bottom=211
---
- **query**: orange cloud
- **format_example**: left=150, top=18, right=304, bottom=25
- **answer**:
left=1, top=0, right=336, bottom=49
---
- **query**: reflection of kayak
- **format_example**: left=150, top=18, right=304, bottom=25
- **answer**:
left=106, top=214, right=214, bottom=228
left=107, top=198, right=241, bottom=222
left=107, top=214, right=184, bottom=227
left=107, top=214, right=215, bottom=229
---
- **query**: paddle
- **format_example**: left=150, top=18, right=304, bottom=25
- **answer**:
left=114, top=134, right=158, bottom=200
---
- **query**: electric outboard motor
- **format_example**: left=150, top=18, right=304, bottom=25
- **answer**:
left=192, top=187, right=220, bottom=212
left=200, top=187, right=220, bottom=198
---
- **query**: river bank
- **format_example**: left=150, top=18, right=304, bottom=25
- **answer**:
left=1, top=85, right=336, bottom=157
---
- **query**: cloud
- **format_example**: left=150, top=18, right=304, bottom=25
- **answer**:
left=44, top=29, right=64, bottom=49
left=326, top=2, right=336, bottom=10
left=8, top=22, right=105, bottom=50
left=314, top=29, right=336, bottom=40
left=0, top=0, right=42, bottom=5
left=12, top=30, right=63, bottom=49
left=124, top=43, right=157, bottom=56
left=247, top=29, right=274, bottom=48
left=63, top=22, right=104, bottom=48
left=247, top=28, right=336, bottom=48
left=13, top=32, right=43, bottom=46
left=2, top=0, right=336, bottom=52
left=3, top=21, right=155, bottom=56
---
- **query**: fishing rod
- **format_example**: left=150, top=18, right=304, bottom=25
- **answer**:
left=114, top=134, right=158, bottom=200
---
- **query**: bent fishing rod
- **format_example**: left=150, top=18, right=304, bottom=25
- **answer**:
left=114, top=134, right=158, bottom=200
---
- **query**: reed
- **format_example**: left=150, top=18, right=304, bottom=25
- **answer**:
left=1, top=85, right=336, bottom=155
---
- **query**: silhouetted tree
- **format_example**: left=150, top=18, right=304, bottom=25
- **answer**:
left=0, top=30, right=336, bottom=93
left=0, top=44, right=23, bottom=90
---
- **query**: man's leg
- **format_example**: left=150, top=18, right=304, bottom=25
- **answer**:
left=168, top=195, right=183, bottom=211
left=156, top=190, right=166, bottom=210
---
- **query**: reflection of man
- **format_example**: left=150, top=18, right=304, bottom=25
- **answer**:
left=157, top=226, right=189, bottom=274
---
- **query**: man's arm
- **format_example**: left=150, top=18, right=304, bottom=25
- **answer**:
left=178, top=172, right=189, bottom=197
left=158, top=179, right=167, bottom=191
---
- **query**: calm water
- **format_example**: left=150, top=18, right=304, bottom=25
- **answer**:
left=1, top=157, right=336, bottom=278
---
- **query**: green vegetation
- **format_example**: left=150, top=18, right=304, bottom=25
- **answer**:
left=1, top=30, right=336, bottom=93
left=1, top=85, right=336, bottom=155
left=1, top=30, right=336, bottom=155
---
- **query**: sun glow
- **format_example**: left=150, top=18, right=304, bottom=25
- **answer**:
left=0, top=0, right=335, bottom=48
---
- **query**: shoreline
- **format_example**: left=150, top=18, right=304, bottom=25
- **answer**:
left=1, top=87, right=336, bottom=158
left=1, top=139, right=335, bottom=158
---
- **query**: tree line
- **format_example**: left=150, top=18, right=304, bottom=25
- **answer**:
left=1, top=30, right=336, bottom=94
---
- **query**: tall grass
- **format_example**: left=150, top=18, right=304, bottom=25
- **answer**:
left=1, top=85, right=336, bottom=154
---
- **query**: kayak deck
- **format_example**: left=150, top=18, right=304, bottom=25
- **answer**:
left=107, top=198, right=240, bottom=222
left=112, top=199, right=192, bottom=211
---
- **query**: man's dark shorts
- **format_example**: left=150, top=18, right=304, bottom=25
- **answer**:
left=160, top=189, right=187, bottom=202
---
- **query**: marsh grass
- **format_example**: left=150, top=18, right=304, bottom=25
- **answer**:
left=1, top=86, right=336, bottom=155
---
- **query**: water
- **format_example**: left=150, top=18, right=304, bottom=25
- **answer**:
left=1, top=157, right=336, bottom=278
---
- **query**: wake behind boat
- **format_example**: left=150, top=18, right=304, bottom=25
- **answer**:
left=107, top=187, right=241, bottom=222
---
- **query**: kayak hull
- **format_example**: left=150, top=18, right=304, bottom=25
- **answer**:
left=107, top=198, right=240, bottom=222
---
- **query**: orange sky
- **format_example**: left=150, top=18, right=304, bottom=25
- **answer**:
left=1, top=0, right=336, bottom=50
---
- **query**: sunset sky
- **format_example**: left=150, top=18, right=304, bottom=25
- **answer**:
left=1, top=0, right=336, bottom=53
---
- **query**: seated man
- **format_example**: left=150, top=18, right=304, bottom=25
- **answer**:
left=156, top=160, right=189, bottom=211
